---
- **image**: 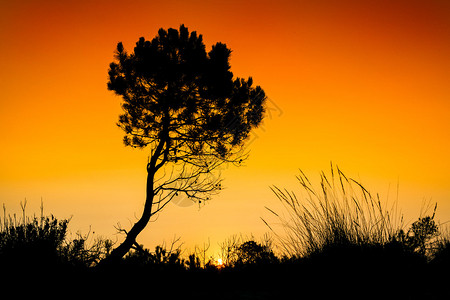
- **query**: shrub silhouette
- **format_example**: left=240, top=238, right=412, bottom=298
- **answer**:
left=60, top=232, right=114, bottom=267
left=0, top=213, right=68, bottom=269
left=219, top=235, right=277, bottom=267
left=124, top=245, right=185, bottom=270
left=432, top=237, right=450, bottom=267
left=235, top=240, right=278, bottom=266
left=393, top=210, right=439, bottom=257
left=186, top=253, right=202, bottom=270
left=0, top=204, right=113, bottom=271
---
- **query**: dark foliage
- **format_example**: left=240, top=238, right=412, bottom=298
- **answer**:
left=108, top=24, right=266, bottom=153
left=235, top=240, right=278, bottom=265
left=0, top=214, right=68, bottom=269
left=1, top=216, right=449, bottom=298
left=0, top=208, right=113, bottom=274
left=1, top=199, right=448, bottom=298
left=393, top=213, right=439, bottom=256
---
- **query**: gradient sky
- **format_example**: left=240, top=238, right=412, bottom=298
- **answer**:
left=1, top=0, right=449, bottom=255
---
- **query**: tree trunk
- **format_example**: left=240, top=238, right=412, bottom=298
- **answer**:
left=99, top=119, right=169, bottom=267
left=99, top=168, right=155, bottom=266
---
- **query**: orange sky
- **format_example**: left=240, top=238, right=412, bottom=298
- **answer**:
left=1, top=0, right=449, bottom=255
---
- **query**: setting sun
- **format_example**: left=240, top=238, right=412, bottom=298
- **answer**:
left=217, top=258, right=224, bottom=267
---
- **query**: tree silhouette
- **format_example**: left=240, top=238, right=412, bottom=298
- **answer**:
left=104, top=25, right=266, bottom=263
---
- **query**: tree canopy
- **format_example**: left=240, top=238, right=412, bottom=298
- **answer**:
left=108, top=24, right=265, bottom=155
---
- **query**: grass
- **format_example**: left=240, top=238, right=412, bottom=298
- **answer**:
left=265, top=166, right=448, bottom=260
left=261, top=165, right=450, bottom=298
left=265, top=166, right=406, bottom=257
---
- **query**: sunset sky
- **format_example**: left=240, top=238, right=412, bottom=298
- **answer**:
left=1, top=0, right=449, bottom=255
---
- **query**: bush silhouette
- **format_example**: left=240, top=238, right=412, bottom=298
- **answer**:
left=123, top=245, right=185, bottom=271
left=0, top=205, right=113, bottom=272
left=0, top=213, right=68, bottom=269
left=393, top=212, right=439, bottom=257
left=235, top=240, right=278, bottom=266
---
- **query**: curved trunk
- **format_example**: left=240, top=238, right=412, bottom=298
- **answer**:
left=99, top=169, right=155, bottom=266
left=99, top=115, right=169, bottom=267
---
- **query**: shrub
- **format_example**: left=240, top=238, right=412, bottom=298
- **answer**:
left=393, top=206, right=439, bottom=257
left=432, top=237, right=450, bottom=266
left=123, top=243, right=185, bottom=270
left=0, top=204, right=69, bottom=268
left=235, top=241, right=278, bottom=265
left=219, top=235, right=278, bottom=267
left=60, top=231, right=114, bottom=267
left=0, top=202, right=113, bottom=270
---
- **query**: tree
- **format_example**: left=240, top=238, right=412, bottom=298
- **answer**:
left=103, top=25, right=266, bottom=263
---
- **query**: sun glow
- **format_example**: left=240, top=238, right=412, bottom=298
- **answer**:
left=217, top=258, right=223, bottom=267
